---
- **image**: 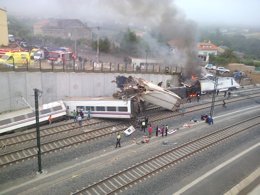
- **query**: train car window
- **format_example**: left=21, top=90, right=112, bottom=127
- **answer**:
left=40, top=108, right=51, bottom=115
left=107, top=106, right=116, bottom=111
left=76, top=106, right=84, bottom=111
left=52, top=106, right=62, bottom=111
left=86, top=106, right=95, bottom=111
left=13, top=115, right=26, bottom=122
left=0, top=118, right=12, bottom=126
left=27, top=112, right=35, bottom=118
left=118, top=107, right=128, bottom=112
left=96, top=106, right=105, bottom=111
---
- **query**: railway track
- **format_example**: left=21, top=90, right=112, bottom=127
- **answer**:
left=0, top=118, right=116, bottom=148
left=0, top=89, right=259, bottom=168
left=71, top=115, right=260, bottom=195
left=0, top=121, right=130, bottom=168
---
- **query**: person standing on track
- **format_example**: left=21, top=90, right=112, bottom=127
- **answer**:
left=156, top=125, right=159, bottom=137
left=161, top=125, right=165, bottom=137
left=72, top=110, right=77, bottom=122
left=165, top=125, right=169, bottom=136
left=141, top=120, right=146, bottom=132
left=148, top=124, right=153, bottom=138
left=223, top=100, right=226, bottom=108
left=115, top=132, right=121, bottom=148
left=48, top=115, right=52, bottom=125
left=77, top=115, right=82, bottom=127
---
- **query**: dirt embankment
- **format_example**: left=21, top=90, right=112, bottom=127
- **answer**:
left=227, top=63, right=260, bottom=84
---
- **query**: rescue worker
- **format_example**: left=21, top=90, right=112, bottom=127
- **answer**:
left=207, top=116, right=214, bottom=125
left=141, top=120, right=146, bottom=132
left=115, top=132, right=121, bottom=148
left=197, top=93, right=200, bottom=102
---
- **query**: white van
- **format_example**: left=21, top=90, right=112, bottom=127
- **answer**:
left=205, top=64, right=216, bottom=70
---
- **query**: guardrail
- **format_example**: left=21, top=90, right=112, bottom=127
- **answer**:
left=0, top=60, right=182, bottom=74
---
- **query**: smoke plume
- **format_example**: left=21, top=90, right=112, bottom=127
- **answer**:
left=1, top=0, right=199, bottom=77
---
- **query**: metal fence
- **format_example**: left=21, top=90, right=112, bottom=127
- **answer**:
left=0, top=60, right=182, bottom=74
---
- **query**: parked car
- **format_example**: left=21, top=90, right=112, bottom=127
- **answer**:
left=216, top=67, right=230, bottom=73
left=205, top=64, right=216, bottom=70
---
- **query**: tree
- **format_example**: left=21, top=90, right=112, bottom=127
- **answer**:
left=92, top=38, right=111, bottom=53
left=209, top=49, right=239, bottom=65
left=120, top=28, right=140, bottom=56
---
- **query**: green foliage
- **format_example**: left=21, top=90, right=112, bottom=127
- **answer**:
left=92, top=38, right=111, bottom=53
left=120, top=28, right=140, bottom=56
left=200, top=28, right=260, bottom=59
left=209, top=49, right=239, bottom=65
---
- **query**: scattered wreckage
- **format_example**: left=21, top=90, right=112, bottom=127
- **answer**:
left=113, top=76, right=181, bottom=112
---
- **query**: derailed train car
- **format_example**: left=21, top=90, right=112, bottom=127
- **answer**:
left=113, top=76, right=181, bottom=112
left=63, top=97, right=134, bottom=119
left=0, top=101, right=66, bottom=134
left=170, top=77, right=240, bottom=98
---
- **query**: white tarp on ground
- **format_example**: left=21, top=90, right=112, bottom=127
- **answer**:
left=124, top=125, right=136, bottom=136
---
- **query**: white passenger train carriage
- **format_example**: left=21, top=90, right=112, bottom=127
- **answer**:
left=63, top=97, right=133, bottom=119
left=0, top=101, right=67, bottom=134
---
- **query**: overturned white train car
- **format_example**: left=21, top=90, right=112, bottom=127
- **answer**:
left=139, top=79, right=181, bottom=111
left=200, top=77, right=240, bottom=94
left=0, top=101, right=66, bottom=134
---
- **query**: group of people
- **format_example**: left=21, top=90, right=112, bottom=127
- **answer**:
left=155, top=124, right=169, bottom=137
left=72, top=109, right=84, bottom=126
left=144, top=124, right=169, bottom=137
left=71, top=109, right=92, bottom=127
left=115, top=124, right=170, bottom=148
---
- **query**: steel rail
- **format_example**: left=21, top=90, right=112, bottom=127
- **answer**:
left=71, top=116, right=259, bottom=195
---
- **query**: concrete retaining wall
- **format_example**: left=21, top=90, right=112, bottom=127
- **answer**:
left=0, top=72, right=179, bottom=113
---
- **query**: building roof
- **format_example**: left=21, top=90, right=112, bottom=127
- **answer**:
left=197, top=41, right=218, bottom=51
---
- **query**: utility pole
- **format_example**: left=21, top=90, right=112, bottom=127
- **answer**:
left=210, top=76, right=218, bottom=117
left=34, top=88, right=42, bottom=174
left=97, top=26, right=100, bottom=63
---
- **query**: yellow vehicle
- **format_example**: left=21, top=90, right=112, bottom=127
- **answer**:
left=0, top=52, right=30, bottom=67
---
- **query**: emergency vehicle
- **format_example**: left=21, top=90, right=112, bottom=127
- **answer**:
left=47, top=50, right=75, bottom=65
left=0, top=51, right=30, bottom=67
